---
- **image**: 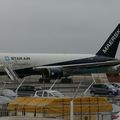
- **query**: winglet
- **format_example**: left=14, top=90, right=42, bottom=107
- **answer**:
left=96, top=24, right=120, bottom=58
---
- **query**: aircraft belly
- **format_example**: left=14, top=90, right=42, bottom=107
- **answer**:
left=70, top=66, right=117, bottom=75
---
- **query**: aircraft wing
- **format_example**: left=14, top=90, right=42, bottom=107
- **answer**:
left=33, top=60, right=120, bottom=70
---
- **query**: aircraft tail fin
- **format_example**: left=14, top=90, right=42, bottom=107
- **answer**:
left=96, top=24, right=120, bottom=58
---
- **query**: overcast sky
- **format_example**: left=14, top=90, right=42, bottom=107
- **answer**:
left=0, top=0, right=120, bottom=58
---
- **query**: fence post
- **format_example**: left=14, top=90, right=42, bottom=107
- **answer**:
left=34, top=106, right=36, bottom=117
left=70, top=100, right=74, bottom=120
left=62, top=98, right=64, bottom=119
left=22, top=107, right=25, bottom=116
left=80, top=98, right=82, bottom=120
left=14, top=105, right=17, bottom=116
left=97, top=97, right=99, bottom=120
left=89, top=98, right=91, bottom=120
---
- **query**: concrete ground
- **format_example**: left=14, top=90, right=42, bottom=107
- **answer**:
left=0, top=116, right=61, bottom=120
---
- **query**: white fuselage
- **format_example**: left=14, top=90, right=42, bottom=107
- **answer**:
left=0, top=53, right=94, bottom=71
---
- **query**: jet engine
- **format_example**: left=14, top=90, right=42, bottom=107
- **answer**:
left=112, top=64, right=120, bottom=72
left=41, top=67, right=63, bottom=80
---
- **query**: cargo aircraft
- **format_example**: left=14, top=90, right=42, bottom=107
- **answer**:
left=0, top=24, right=120, bottom=81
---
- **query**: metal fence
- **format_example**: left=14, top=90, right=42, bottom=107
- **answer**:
left=2, top=96, right=120, bottom=120
left=0, top=106, right=113, bottom=120
left=0, top=104, right=9, bottom=117
left=6, top=97, right=113, bottom=120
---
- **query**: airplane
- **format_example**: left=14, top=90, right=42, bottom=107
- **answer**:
left=0, top=24, right=120, bottom=82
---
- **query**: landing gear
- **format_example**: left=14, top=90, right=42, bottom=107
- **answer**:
left=38, top=78, right=50, bottom=83
left=90, top=91, right=95, bottom=96
left=60, top=77, right=73, bottom=83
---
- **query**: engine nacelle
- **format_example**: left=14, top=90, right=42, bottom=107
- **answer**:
left=112, top=65, right=120, bottom=72
left=41, top=67, right=63, bottom=80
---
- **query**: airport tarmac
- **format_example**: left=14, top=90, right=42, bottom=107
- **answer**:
left=0, top=77, right=92, bottom=98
